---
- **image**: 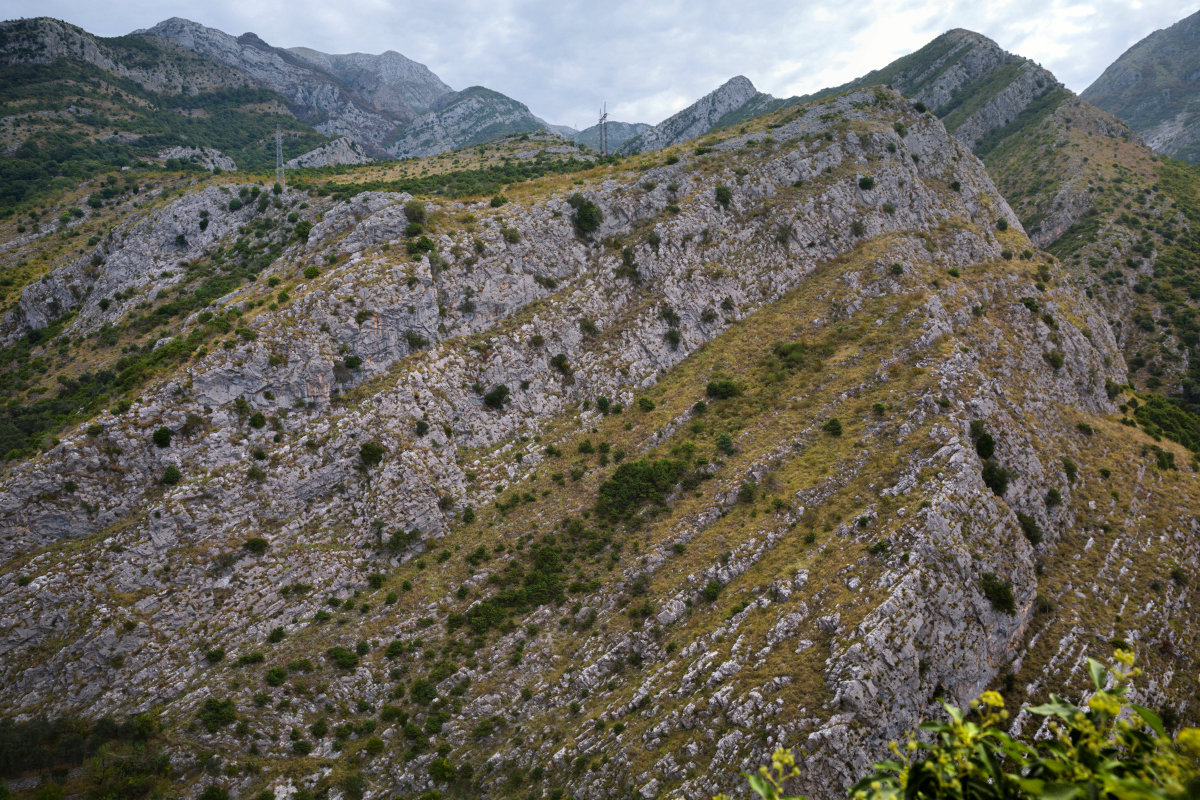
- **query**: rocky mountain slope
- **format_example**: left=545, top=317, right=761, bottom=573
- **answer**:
left=570, top=120, right=651, bottom=153
left=145, top=18, right=565, bottom=161
left=788, top=26, right=1200, bottom=402
left=0, top=17, right=332, bottom=204
left=1083, top=9, right=1200, bottom=163
left=143, top=18, right=429, bottom=148
left=384, top=87, right=547, bottom=160
left=286, top=47, right=453, bottom=118
left=619, top=76, right=791, bottom=154
left=1, top=85, right=1198, bottom=800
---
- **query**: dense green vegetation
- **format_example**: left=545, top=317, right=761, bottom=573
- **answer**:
left=0, top=56, right=326, bottom=209
left=974, top=88, right=1070, bottom=158
left=595, top=457, right=689, bottom=520
left=0, top=714, right=167, bottom=800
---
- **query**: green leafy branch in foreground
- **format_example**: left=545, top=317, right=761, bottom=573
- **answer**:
left=721, top=652, right=1200, bottom=800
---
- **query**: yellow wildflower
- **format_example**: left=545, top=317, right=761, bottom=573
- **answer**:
left=1088, top=693, right=1121, bottom=716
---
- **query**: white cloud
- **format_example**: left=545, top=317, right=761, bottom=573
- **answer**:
left=3, top=0, right=1198, bottom=125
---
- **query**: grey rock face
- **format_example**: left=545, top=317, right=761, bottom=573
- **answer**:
left=143, top=18, right=399, bottom=147
left=286, top=47, right=452, bottom=116
left=1082, top=9, right=1200, bottom=162
left=388, top=100, right=569, bottom=159
left=386, top=86, right=546, bottom=159
left=570, top=120, right=652, bottom=152
left=0, top=17, right=249, bottom=93
left=157, top=146, right=237, bottom=171
left=284, top=137, right=371, bottom=168
left=619, top=76, right=761, bottom=154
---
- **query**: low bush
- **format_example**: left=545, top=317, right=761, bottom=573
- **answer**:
left=980, top=571, right=1015, bottom=614
left=981, top=459, right=1008, bottom=495
left=326, top=646, right=359, bottom=670
left=706, top=379, right=740, bottom=399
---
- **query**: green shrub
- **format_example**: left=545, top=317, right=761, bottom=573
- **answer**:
left=980, top=571, right=1016, bottom=614
left=197, top=698, right=237, bottom=732
left=244, top=537, right=269, bottom=555
left=410, top=679, right=437, bottom=705
left=550, top=353, right=571, bottom=375
left=152, top=426, right=172, bottom=447
left=1046, top=487, right=1062, bottom=506
left=735, top=654, right=1199, bottom=800
left=1016, top=512, right=1043, bottom=545
left=267, top=626, right=285, bottom=643
left=205, top=648, right=225, bottom=663
left=568, top=193, right=602, bottom=234
left=248, top=412, right=266, bottom=429
left=1045, top=350, right=1065, bottom=370
left=482, top=385, right=510, bottom=410
left=359, top=441, right=385, bottom=467
left=429, top=757, right=456, bottom=783
left=489, top=194, right=508, bottom=207
left=265, top=666, right=287, bottom=687
left=404, top=200, right=426, bottom=223
left=715, top=185, right=732, bottom=207
left=294, top=220, right=313, bottom=241
left=981, top=460, right=1008, bottom=495
left=161, top=465, right=181, bottom=485
left=706, top=379, right=740, bottom=399
left=702, top=580, right=722, bottom=602
left=595, top=457, right=687, bottom=520
left=975, top=433, right=995, bottom=459
left=858, top=176, right=875, bottom=190
left=1061, top=457, right=1078, bottom=481
left=637, top=397, right=655, bottom=412
left=86, top=424, right=104, bottom=437
left=327, top=646, right=359, bottom=669
left=822, top=418, right=843, bottom=436
left=302, top=265, right=320, bottom=279
left=996, top=218, right=1009, bottom=231
left=715, top=433, right=735, bottom=455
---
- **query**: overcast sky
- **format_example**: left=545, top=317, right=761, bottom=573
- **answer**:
left=4, top=0, right=1198, bottom=129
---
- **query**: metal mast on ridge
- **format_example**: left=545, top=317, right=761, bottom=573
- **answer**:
left=275, top=125, right=286, bottom=189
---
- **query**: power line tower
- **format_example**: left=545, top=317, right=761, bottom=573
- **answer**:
left=598, top=102, right=608, bottom=157
left=275, top=125, right=285, bottom=190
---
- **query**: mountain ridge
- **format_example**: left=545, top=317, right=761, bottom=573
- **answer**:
left=1082, top=9, right=1200, bottom=163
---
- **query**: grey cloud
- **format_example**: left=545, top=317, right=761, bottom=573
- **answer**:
left=5, top=0, right=1198, bottom=126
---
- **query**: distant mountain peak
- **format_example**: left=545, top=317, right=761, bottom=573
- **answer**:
left=1082, top=8, right=1200, bottom=162
left=618, top=73, right=770, bottom=153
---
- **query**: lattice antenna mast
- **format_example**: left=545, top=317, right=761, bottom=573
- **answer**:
left=275, top=125, right=285, bottom=190
left=599, top=102, right=608, bottom=157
